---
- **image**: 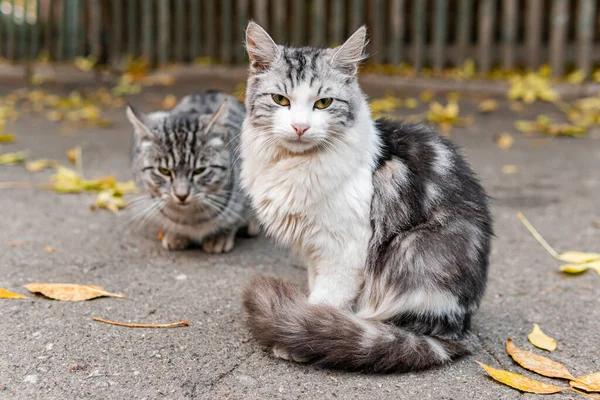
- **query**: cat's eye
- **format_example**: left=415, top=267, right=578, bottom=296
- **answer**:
left=193, top=167, right=207, bottom=175
left=158, top=167, right=171, bottom=176
left=314, top=98, right=333, bottom=110
left=272, top=94, right=290, bottom=107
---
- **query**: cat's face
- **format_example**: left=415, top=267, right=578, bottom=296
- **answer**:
left=244, top=23, right=368, bottom=154
left=128, top=107, right=231, bottom=209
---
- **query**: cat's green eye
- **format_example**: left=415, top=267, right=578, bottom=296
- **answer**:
left=272, top=94, right=290, bottom=107
left=314, top=98, right=333, bottom=110
left=158, top=167, right=171, bottom=176
left=193, top=167, right=207, bottom=175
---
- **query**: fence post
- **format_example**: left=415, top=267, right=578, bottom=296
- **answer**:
left=331, top=0, right=345, bottom=47
left=158, top=0, right=169, bottom=65
left=221, top=0, right=233, bottom=64
left=7, top=0, right=16, bottom=60
left=273, top=0, right=286, bottom=44
left=456, top=0, right=472, bottom=65
left=389, top=0, right=405, bottom=65
left=292, top=0, right=306, bottom=46
left=433, top=0, right=448, bottom=72
left=311, top=0, right=326, bottom=47
left=205, top=0, right=215, bottom=59
left=236, top=0, right=249, bottom=62
left=350, top=0, right=364, bottom=31
left=526, top=0, right=543, bottom=70
left=412, top=0, right=426, bottom=72
left=502, top=0, right=518, bottom=70
left=89, top=0, right=101, bottom=60
left=128, top=0, right=138, bottom=56
left=370, top=0, right=384, bottom=64
left=142, top=0, right=153, bottom=62
left=576, top=0, right=596, bottom=77
left=550, top=0, right=569, bottom=77
left=477, top=0, right=496, bottom=75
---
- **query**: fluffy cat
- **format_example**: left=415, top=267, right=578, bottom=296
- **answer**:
left=127, top=91, right=256, bottom=253
left=240, top=22, right=492, bottom=372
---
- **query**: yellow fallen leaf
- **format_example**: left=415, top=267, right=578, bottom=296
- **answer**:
left=26, top=159, right=57, bottom=172
left=517, top=213, right=600, bottom=272
left=44, top=246, right=55, bottom=253
left=91, top=189, right=128, bottom=214
left=566, top=70, right=585, bottom=85
left=419, top=90, right=434, bottom=102
left=478, top=99, right=498, bottom=113
left=560, top=260, right=600, bottom=275
left=495, top=133, right=514, bottom=150
left=571, top=387, right=600, bottom=399
left=476, top=361, right=568, bottom=394
left=157, top=228, right=164, bottom=240
left=572, top=373, right=600, bottom=392
left=502, top=165, right=518, bottom=175
left=509, top=101, right=524, bottom=112
left=370, top=95, right=402, bottom=118
left=162, top=95, right=177, bottom=110
left=556, top=251, right=600, bottom=264
left=0, top=288, right=28, bottom=299
left=24, top=283, right=125, bottom=301
left=66, top=146, right=81, bottom=166
left=0, top=150, right=27, bottom=165
left=74, top=55, right=97, bottom=71
left=404, top=98, right=418, bottom=109
left=528, top=324, right=557, bottom=352
left=0, top=133, right=15, bottom=143
left=506, top=339, right=572, bottom=379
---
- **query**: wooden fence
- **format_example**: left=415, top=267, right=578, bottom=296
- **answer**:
left=0, top=0, right=599, bottom=78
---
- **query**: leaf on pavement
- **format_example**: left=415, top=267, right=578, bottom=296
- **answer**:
left=43, top=246, right=55, bottom=253
left=26, top=159, right=57, bottom=172
left=495, top=133, right=515, bottom=150
left=0, top=133, right=15, bottom=143
left=506, top=339, right=571, bottom=378
left=517, top=213, right=600, bottom=272
left=476, top=361, right=568, bottom=394
left=0, top=150, right=27, bottom=165
left=502, top=165, right=518, bottom=175
left=93, top=317, right=189, bottom=328
left=528, top=324, right=557, bottom=352
left=162, top=95, right=177, bottom=110
left=478, top=99, right=498, bottom=113
left=0, top=288, right=28, bottom=299
left=572, top=373, right=600, bottom=393
left=0, top=182, right=30, bottom=189
left=24, top=283, right=125, bottom=301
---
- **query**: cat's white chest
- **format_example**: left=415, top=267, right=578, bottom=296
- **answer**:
left=244, top=151, right=374, bottom=254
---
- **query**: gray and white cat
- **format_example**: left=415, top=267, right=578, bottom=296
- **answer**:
left=127, top=91, right=255, bottom=253
left=240, top=23, right=492, bottom=372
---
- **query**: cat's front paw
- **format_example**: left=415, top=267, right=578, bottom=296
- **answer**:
left=202, top=231, right=235, bottom=254
left=161, top=232, right=191, bottom=251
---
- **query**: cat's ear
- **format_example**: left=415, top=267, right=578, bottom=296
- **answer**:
left=245, top=21, right=279, bottom=72
left=203, top=99, right=230, bottom=135
left=126, top=105, right=153, bottom=141
left=331, top=26, right=368, bottom=77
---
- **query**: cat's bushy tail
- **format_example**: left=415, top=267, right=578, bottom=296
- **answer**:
left=243, top=276, right=478, bottom=372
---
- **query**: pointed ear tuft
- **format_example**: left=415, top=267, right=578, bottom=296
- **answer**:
left=203, top=99, right=230, bottom=135
left=245, top=21, right=279, bottom=72
left=126, top=105, right=153, bottom=141
left=331, top=26, right=369, bottom=77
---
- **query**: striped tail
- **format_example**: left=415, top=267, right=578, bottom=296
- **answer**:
left=243, top=276, right=478, bottom=372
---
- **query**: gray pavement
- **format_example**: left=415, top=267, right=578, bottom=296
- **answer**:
left=1, top=79, right=599, bottom=400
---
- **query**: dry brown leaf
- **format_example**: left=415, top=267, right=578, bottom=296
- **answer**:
left=528, top=324, right=557, bottom=352
left=0, top=288, right=28, bottom=299
left=593, top=221, right=600, bottom=229
left=495, top=133, right=515, bottom=150
left=0, top=182, right=30, bottom=189
left=476, top=361, right=568, bottom=394
left=506, top=339, right=572, bottom=379
left=572, top=373, right=600, bottom=392
left=5, top=240, right=29, bottom=246
left=93, top=317, right=189, bottom=328
left=157, top=228, right=164, bottom=240
left=24, top=283, right=125, bottom=301
left=502, top=165, right=519, bottom=175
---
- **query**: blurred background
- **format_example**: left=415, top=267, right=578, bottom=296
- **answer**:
left=0, top=0, right=599, bottom=79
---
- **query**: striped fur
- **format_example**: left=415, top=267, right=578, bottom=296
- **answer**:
left=127, top=91, right=255, bottom=253
left=241, top=23, right=492, bottom=372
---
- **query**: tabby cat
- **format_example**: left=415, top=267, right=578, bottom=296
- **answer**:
left=127, top=91, right=256, bottom=253
left=240, top=22, right=492, bottom=372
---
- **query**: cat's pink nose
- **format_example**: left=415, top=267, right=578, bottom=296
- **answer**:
left=292, top=123, right=310, bottom=137
left=175, top=193, right=189, bottom=203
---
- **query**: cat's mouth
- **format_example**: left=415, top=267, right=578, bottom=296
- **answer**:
left=282, top=138, right=319, bottom=154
